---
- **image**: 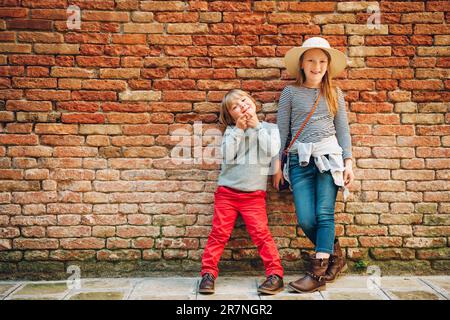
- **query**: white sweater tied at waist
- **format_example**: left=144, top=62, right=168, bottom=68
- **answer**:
left=283, top=135, right=350, bottom=200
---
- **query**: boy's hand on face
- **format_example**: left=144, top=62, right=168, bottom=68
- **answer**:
left=244, top=111, right=260, bottom=129
left=235, top=114, right=248, bottom=130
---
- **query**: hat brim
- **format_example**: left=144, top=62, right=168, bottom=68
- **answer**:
left=284, top=46, right=347, bottom=78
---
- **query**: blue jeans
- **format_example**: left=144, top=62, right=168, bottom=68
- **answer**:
left=288, top=153, right=338, bottom=254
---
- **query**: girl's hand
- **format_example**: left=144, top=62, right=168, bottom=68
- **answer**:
left=343, top=166, right=354, bottom=187
left=272, top=159, right=284, bottom=191
left=235, top=114, right=248, bottom=130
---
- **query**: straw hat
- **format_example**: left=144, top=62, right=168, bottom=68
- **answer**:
left=284, top=37, right=347, bottom=78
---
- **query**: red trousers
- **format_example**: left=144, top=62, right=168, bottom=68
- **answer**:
left=201, top=186, right=284, bottom=279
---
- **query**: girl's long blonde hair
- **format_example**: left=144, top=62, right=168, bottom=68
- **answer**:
left=295, top=49, right=339, bottom=116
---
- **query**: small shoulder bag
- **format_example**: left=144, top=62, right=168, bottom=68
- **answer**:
left=278, top=92, right=321, bottom=191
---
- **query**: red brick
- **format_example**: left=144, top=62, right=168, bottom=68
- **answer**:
left=47, top=226, right=91, bottom=238
left=289, top=1, right=335, bottom=12
left=366, top=57, right=410, bottom=67
left=373, top=147, right=415, bottom=159
left=350, top=102, right=393, bottom=113
left=155, top=12, right=198, bottom=23
left=107, top=113, right=150, bottom=124
left=0, top=134, right=38, bottom=145
left=153, top=79, right=196, bottom=90
left=12, top=77, right=56, bottom=88
left=65, top=32, right=109, bottom=44
left=72, top=90, right=117, bottom=101
left=60, top=238, right=105, bottom=249
left=112, top=34, right=147, bottom=44
left=14, top=238, right=58, bottom=250
left=0, top=66, right=25, bottom=77
left=116, top=226, right=160, bottom=238
left=75, top=56, right=120, bottom=67
left=279, top=25, right=321, bottom=35
left=25, top=89, right=70, bottom=101
left=209, top=23, right=233, bottom=34
left=163, top=90, right=206, bottom=101
left=5, top=123, right=33, bottom=133
left=18, top=31, right=62, bottom=43
left=0, top=8, right=28, bottom=18
left=380, top=2, right=424, bottom=13
left=7, top=19, right=52, bottom=30
left=6, top=100, right=52, bottom=112
left=356, top=114, right=400, bottom=125
left=359, top=237, right=403, bottom=248
left=82, top=11, right=129, bottom=22
left=208, top=1, right=251, bottom=12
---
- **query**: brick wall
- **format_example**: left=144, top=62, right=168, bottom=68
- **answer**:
left=0, top=0, right=449, bottom=279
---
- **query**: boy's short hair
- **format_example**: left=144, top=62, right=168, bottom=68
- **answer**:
left=219, top=89, right=257, bottom=126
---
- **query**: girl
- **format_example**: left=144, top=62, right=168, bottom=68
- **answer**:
left=199, top=89, right=284, bottom=295
left=273, top=37, right=355, bottom=293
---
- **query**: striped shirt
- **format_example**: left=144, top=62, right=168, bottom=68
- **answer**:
left=277, top=85, right=352, bottom=160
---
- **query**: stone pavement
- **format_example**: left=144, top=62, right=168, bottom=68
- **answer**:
left=0, top=275, right=448, bottom=300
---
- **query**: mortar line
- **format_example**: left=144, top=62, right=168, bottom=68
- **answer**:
left=368, top=277, right=392, bottom=300
left=124, top=278, right=140, bottom=300
left=318, top=290, right=325, bottom=300
left=255, top=279, right=261, bottom=300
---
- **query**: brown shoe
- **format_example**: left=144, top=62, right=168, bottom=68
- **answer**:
left=288, top=257, right=328, bottom=293
left=324, top=239, right=348, bottom=283
left=198, top=273, right=215, bottom=294
left=257, top=274, right=284, bottom=295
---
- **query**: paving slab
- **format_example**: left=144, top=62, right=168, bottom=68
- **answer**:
left=9, top=296, right=59, bottom=300
left=419, top=276, right=450, bottom=299
left=78, top=278, right=134, bottom=290
left=14, top=282, right=69, bottom=295
left=129, top=277, right=197, bottom=300
left=197, top=277, right=260, bottom=300
left=326, top=275, right=375, bottom=289
left=61, top=278, right=136, bottom=300
left=387, top=290, right=443, bottom=300
left=0, top=283, right=18, bottom=299
left=69, top=292, right=124, bottom=300
left=321, top=289, right=387, bottom=300
left=376, top=276, right=429, bottom=290
left=7, top=282, right=69, bottom=300
left=261, top=291, right=320, bottom=300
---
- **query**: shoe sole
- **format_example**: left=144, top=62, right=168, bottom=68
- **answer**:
left=325, top=263, right=348, bottom=283
left=257, top=287, right=284, bottom=295
left=287, top=284, right=326, bottom=293
left=198, top=289, right=215, bottom=294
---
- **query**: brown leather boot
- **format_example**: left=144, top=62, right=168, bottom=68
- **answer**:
left=324, top=239, right=348, bottom=283
left=288, top=256, right=328, bottom=293
left=257, top=274, right=284, bottom=295
left=198, top=273, right=215, bottom=294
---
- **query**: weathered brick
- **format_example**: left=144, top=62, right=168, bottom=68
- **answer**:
left=370, top=248, right=416, bottom=260
left=60, top=238, right=105, bottom=249
left=404, top=237, right=446, bottom=248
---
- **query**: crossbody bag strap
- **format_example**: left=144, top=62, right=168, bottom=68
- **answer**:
left=283, top=93, right=321, bottom=155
